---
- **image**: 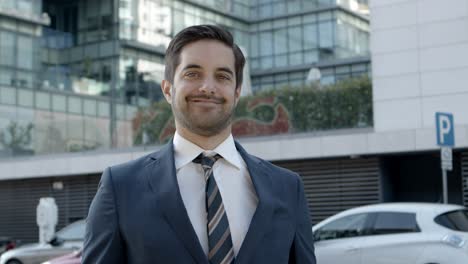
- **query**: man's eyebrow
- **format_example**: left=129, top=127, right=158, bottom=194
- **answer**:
left=217, top=67, right=234, bottom=76
left=181, top=64, right=202, bottom=71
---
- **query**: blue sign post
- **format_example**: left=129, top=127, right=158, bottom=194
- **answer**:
left=435, top=112, right=455, bottom=204
left=436, top=112, right=454, bottom=147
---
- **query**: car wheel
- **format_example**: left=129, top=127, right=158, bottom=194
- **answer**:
left=6, top=260, right=23, bottom=264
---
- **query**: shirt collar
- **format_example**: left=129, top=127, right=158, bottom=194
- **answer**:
left=173, top=131, right=242, bottom=170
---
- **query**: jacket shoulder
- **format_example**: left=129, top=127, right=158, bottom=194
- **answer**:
left=105, top=150, right=159, bottom=183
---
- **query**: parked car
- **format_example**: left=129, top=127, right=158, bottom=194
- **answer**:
left=313, top=203, right=468, bottom=264
left=0, top=220, right=84, bottom=264
left=40, top=249, right=81, bottom=264
left=0, top=237, right=17, bottom=256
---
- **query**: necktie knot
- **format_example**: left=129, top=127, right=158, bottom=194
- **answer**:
left=193, top=153, right=221, bottom=170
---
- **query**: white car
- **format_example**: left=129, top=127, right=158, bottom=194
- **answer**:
left=0, top=220, right=84, bottom=264
left=312, top=203, right=468, bottom=264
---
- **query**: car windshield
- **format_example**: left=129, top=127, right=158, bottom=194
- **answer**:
left=435, top=210, right=468, bottom=232
left=55, top=220, right=86, bottom=241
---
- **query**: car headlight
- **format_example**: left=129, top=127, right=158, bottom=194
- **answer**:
left=442, top=234, right=466, bottom=248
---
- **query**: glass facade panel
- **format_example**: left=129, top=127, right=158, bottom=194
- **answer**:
left=260, top=57, right=273, bottom=69
left=16, top=72, right=35, bottom=89
left=96, top=117, right=110, bottom=148
left=17, top=89, right=33, bottom=107
left=0, top=87, right=15, bottom=104
left=0, top=31, right=15, bottom=66
left=319, top=21, right=334, bottom=48
left=52, top=94, right=66, bottom=112
left=259, top=31, right=273, bottom=56
left=67, top=114, right=84, bottom=151
left=288, top=26, right=302, bottom=52
left=97, top=101, right=110, bottom=117
left=14, top=107, right=34, bottom=154
left=274, top=28, right=287, bottom=54
left=35, top=92, right=50, bottom=110
left=17, top=35, right=34, bottom=70
left=304, top=24, right=318, bottom=49
left=0, top=0, right=371, bottom=157
left=289, top=52, right=303, bottom=66
left=116, top=104, right=125, bottom=120
left=68, top=97, right=82, bottom=114
left=83, top=99, right=96, bottom=116
left=304, top=50, right=319, bottom=64
left=0, top=105, right=15, bottom=154
left=0, top=69, right=14, bottom=86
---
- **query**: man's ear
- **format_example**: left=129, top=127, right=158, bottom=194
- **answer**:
left=234, top=86, right=241, bottom=105
left=161, top=80, right=172, bottom=104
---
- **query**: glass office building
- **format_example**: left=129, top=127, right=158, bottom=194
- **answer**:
left=0, top=0, right=370, bottom=158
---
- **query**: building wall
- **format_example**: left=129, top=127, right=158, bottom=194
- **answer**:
left=371, top=0, right=468, bottom=133
left=0, top=154, right=380, bottom=243
left=0, top=174, right=99, bottom=243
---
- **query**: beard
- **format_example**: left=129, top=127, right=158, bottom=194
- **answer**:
left=171, top=88, right=236, bottom=137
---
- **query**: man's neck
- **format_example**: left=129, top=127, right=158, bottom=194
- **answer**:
left=176, top=126, right=231, bottom=150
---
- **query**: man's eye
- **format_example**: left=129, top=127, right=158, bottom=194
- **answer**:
left=217, top=75, right=231, bottom=81
left=185, top=72, right=199, bottom=78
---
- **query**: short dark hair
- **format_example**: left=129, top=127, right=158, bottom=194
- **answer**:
left=164, top=25, right=245, bottom=88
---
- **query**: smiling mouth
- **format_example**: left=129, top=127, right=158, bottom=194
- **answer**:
left=187, top=96, right=224, bottom=104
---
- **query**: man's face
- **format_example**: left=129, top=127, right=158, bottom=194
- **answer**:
left=162, top=39, right=241, bottom=137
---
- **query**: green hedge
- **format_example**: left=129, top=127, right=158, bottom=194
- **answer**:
left=133, top=76, right=372, bottom=145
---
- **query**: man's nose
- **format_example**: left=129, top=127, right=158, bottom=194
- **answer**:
left=199, top=77, right=216, bottom=94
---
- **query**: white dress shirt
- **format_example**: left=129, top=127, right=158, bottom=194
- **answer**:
left=173, top=132, right=258, bottom=256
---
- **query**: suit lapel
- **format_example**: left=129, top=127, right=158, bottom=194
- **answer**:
left=234, top=141, right=275, bottom=264
left=146, top=141, right=208, bottom=264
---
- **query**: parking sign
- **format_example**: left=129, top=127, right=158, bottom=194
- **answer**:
left=436, top=112, right=454, bottom=147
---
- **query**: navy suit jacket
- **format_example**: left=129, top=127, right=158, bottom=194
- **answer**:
left=83, top=140, right=316, bottom=264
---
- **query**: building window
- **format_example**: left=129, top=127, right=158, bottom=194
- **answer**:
left=0, top=31, right=15, bottom=67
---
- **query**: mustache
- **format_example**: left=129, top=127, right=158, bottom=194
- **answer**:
left=186, top=94, right=225, bottom=103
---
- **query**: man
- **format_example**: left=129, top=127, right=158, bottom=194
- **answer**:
left=83, top=25, right=316, bottom=264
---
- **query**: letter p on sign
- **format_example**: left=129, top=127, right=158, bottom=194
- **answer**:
left=436, top=112, right=455, bottom=147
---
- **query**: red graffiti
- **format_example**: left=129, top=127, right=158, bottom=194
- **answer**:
left=232, top=104, right=290, bottom=137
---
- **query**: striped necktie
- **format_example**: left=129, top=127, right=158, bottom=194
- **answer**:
left=193, top=154, right=235, bottom=264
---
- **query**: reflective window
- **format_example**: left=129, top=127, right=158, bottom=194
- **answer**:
left=0, top=31, right=15, bottom=67
left=16, top=72, right=35, bottom=89
left=52, top=95, right=67, bottom=112
left=0, top=0, right=15, bottom=10
left=0, top=87, right=15, bottom=104
left=98, top=101, right=110, bottom=118
left=288, top=26, right=302, bottom=53
left=84, top=116, right=99, bottom=149
left=68, top=97, right=82, bottom=114
left=314, top=213, right=369, bottom=241
left=116, top=104, right=125, bottom=120
left=17, top=35, right=34, bottom=70
left=260, top=31, right=273, bottom=56
left=83, top=99, right=97, bottom=116
left=17, top=89, right=33, bottom=107
left=370, top=212, right=420, bottom=235
left=274, top=28, right=287, bottom=54
left=435, top=210, right=468, bottom=232
left=0, top=69, right=14, bottom=87
left=319, top=21, right=333, bottom=48
left=303, top=23, right=318, bottom=50
left=36, top=92, right=50, bottom=110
